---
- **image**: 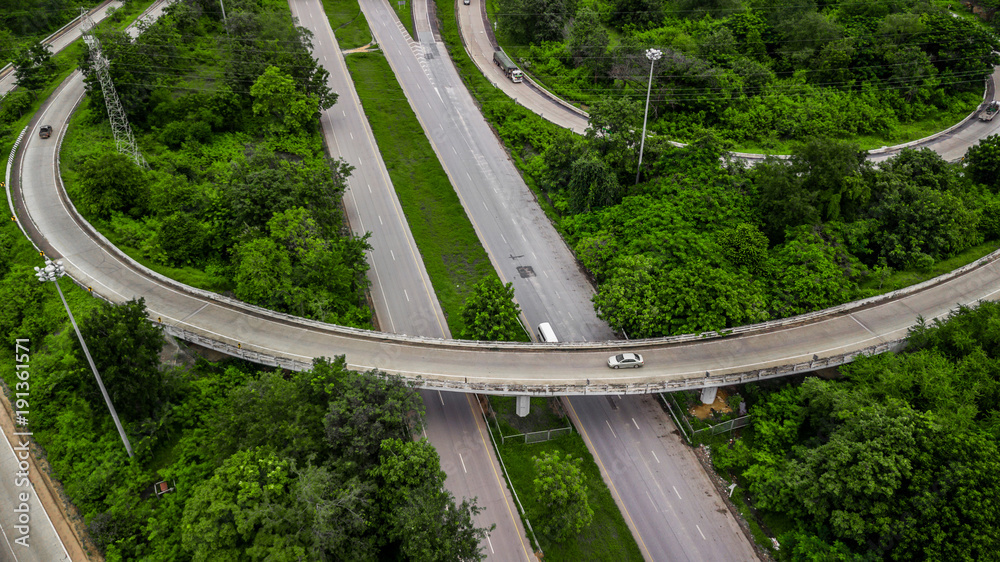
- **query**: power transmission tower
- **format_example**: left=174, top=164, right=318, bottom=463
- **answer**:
left=80, top=9, right=147, bottom=168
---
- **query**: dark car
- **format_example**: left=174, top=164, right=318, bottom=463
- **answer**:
left=39, top=125, right=52, bottom=139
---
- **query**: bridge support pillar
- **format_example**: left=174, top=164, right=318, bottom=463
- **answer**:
left=700, top=386, right=718, bottom=405
left=516, top=395, right=530, bottom=417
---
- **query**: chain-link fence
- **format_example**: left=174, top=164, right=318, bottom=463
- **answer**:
left=660, top=392, right=751, bottom=445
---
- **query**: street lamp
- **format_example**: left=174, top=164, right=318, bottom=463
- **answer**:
left=35, top=258, right=134, bottom=458
left=636, top=48, right=662, bottom=185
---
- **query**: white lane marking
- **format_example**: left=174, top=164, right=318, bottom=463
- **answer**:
left=543, top=271, right=549, bottom=278
left=632, top=418, right=640, bottom=430
left=466, top=172, right=472, bottom=180
left=645, top=490, right=660, bottom=512
left=483, top=201, right=488, bottom=210
left=367, top=184, right=372, bottom=193
left=673, top=486, right=682, bottom=500
left=486, top=534, right=495, bottom=554
left=404, top=290, right=410, bottom=302
left=696, top=525, right=706, bottom=540
left=651, top=450, right=660, bottom=464
left=521, top=234, right=526, bottom=242
left=532, top=252, right=537, bottom=259
left=452, top=146, right=457, bottom=154
left=390, top=250, right=396, bottom=261
left=343, top=110, right=346, bottom=116
left=378, top=215, right=383, bottom=225
left=350, top=132, right=353, bottom=139
left=459, top=453, right=467, bottom=473
left=500, top=234, right=507, bottom=244
left=605, top=419, right=618, bottom=439
left=324, top=55, right=327, bottom=61
left=438, top=391, right=445, bottom=405
left=422, top=425, right=428, bottom=439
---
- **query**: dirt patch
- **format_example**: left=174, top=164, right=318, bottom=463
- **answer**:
left=688, top=388, right=733, bottom=420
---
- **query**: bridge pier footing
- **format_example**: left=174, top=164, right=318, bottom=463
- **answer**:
left=516, top=395, right=530, bottom=417
left=700, top=386, right=718, bottom=405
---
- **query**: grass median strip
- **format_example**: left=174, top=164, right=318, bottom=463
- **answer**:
left=485, top=397, right=644, bottom=561
left=344, top=51, right=495, bottom=337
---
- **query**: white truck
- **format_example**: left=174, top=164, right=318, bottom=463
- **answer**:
left=493, top=50, right=523, bottom=83
left=979, top=100, right=999, bottom=121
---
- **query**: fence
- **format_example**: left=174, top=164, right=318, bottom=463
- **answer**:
left=660, top=393, right=751, bottom=445
left=485, top=400, right=574, bottom=445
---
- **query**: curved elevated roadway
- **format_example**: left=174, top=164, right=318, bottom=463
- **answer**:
left=458, top=0, right=1000, bottom=161
left=10, top=3, right=1000, bottom=398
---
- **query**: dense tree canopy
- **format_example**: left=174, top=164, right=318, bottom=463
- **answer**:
left=73, top=297, right=165, bottom=422
left=460, top=276, right=524, bottom=341
left=713, top=302, right=1000, bottom=560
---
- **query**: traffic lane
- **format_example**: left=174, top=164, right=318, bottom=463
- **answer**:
left=360, top=3, right=613, bottom=343
left=611, top=394, right=755, bottom=561
left=421, top=390, right=533, bottom=562
left=0, top=426, right=70, bottom=562
left=290, top=0, right=449, bottom=338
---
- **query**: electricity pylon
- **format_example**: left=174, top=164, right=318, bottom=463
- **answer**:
left=80, top=9, right=147, bottom=169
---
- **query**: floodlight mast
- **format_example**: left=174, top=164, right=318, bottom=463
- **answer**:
left=35, top=258, right=134, bottom=458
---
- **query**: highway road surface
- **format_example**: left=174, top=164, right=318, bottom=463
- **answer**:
left=287, top=1, right=532, bottom=558
left=387, top=1, right=757, bottom=559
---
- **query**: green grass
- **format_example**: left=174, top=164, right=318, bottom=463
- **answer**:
left=859, top=240, right=1000, bottom=295
left=321, top=0, right=372, bottom=49
left=491, top=427, right=644, bottom=561
left=391, top=0, right=416, bottom=40
left=344, top=52, right=495, bottom=336
left=489, top=396, right=570, bottom=436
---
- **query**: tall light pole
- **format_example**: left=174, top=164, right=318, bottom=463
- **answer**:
left=636, top=48, right=662, bottom=185
left=35, top=258, right=134, bottom=458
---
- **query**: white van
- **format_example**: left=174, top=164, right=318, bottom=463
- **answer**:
left=537, top=322, right=558, bottom=343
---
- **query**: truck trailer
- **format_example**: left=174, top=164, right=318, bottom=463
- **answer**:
left=979, top=100, right=999, bottom=121
left=493, top=50, right=523, bottom=83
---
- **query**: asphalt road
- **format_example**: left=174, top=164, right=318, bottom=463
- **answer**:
left=0, top=427, right=70, bottom=562
left=287, top=2, right=531, bottom=558
left=0, top=0, right=122, bottom=99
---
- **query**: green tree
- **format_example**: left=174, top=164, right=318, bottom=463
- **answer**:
left=460, top=277, right=523, bottom=341
left=532, top=451, right=594, bottom=540
left=73, top=297, right=164, bottom=422
left=567, top=6, right=609, bottom=76
left=12, top=41, right=54, bottom=92
left=250, top=65, right=319, bottom=135
left=77, top=152, right=149, bottom=219
left=181, top=447, right=306, bottom=561
left=323, top=369, right=423, bottom=469
left=232, top=237, right=292, bottom=308
left=371, top=439, right=490, bottom=561
left=567, top=154, right=622, bottom=213
left=965, top=134, right=1000, bottom=192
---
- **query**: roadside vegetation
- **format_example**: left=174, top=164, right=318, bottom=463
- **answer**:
left=712, top=301, right=1000, bottom=559
left=434, top=0, right=1000, bottom=340
left=60, top=0, right=373, bottom=328
left=344, top=51, right=497, bottom=337
left=486, top=396, right=644, bottom=561
left=492, top=0, right=999, bottom=151
left=0, top=0, right=99, bottom=66
left=0, top=212, right=490, bottom=559
left=322, top=0, right=372, bottom=49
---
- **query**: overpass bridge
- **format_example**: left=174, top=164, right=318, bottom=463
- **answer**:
left=10, top=81, right=1000, bottom=396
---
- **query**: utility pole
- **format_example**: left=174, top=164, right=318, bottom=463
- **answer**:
left=636, top=48, right=662, bottom=185
left=35, top=259, right=134, bottom=458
